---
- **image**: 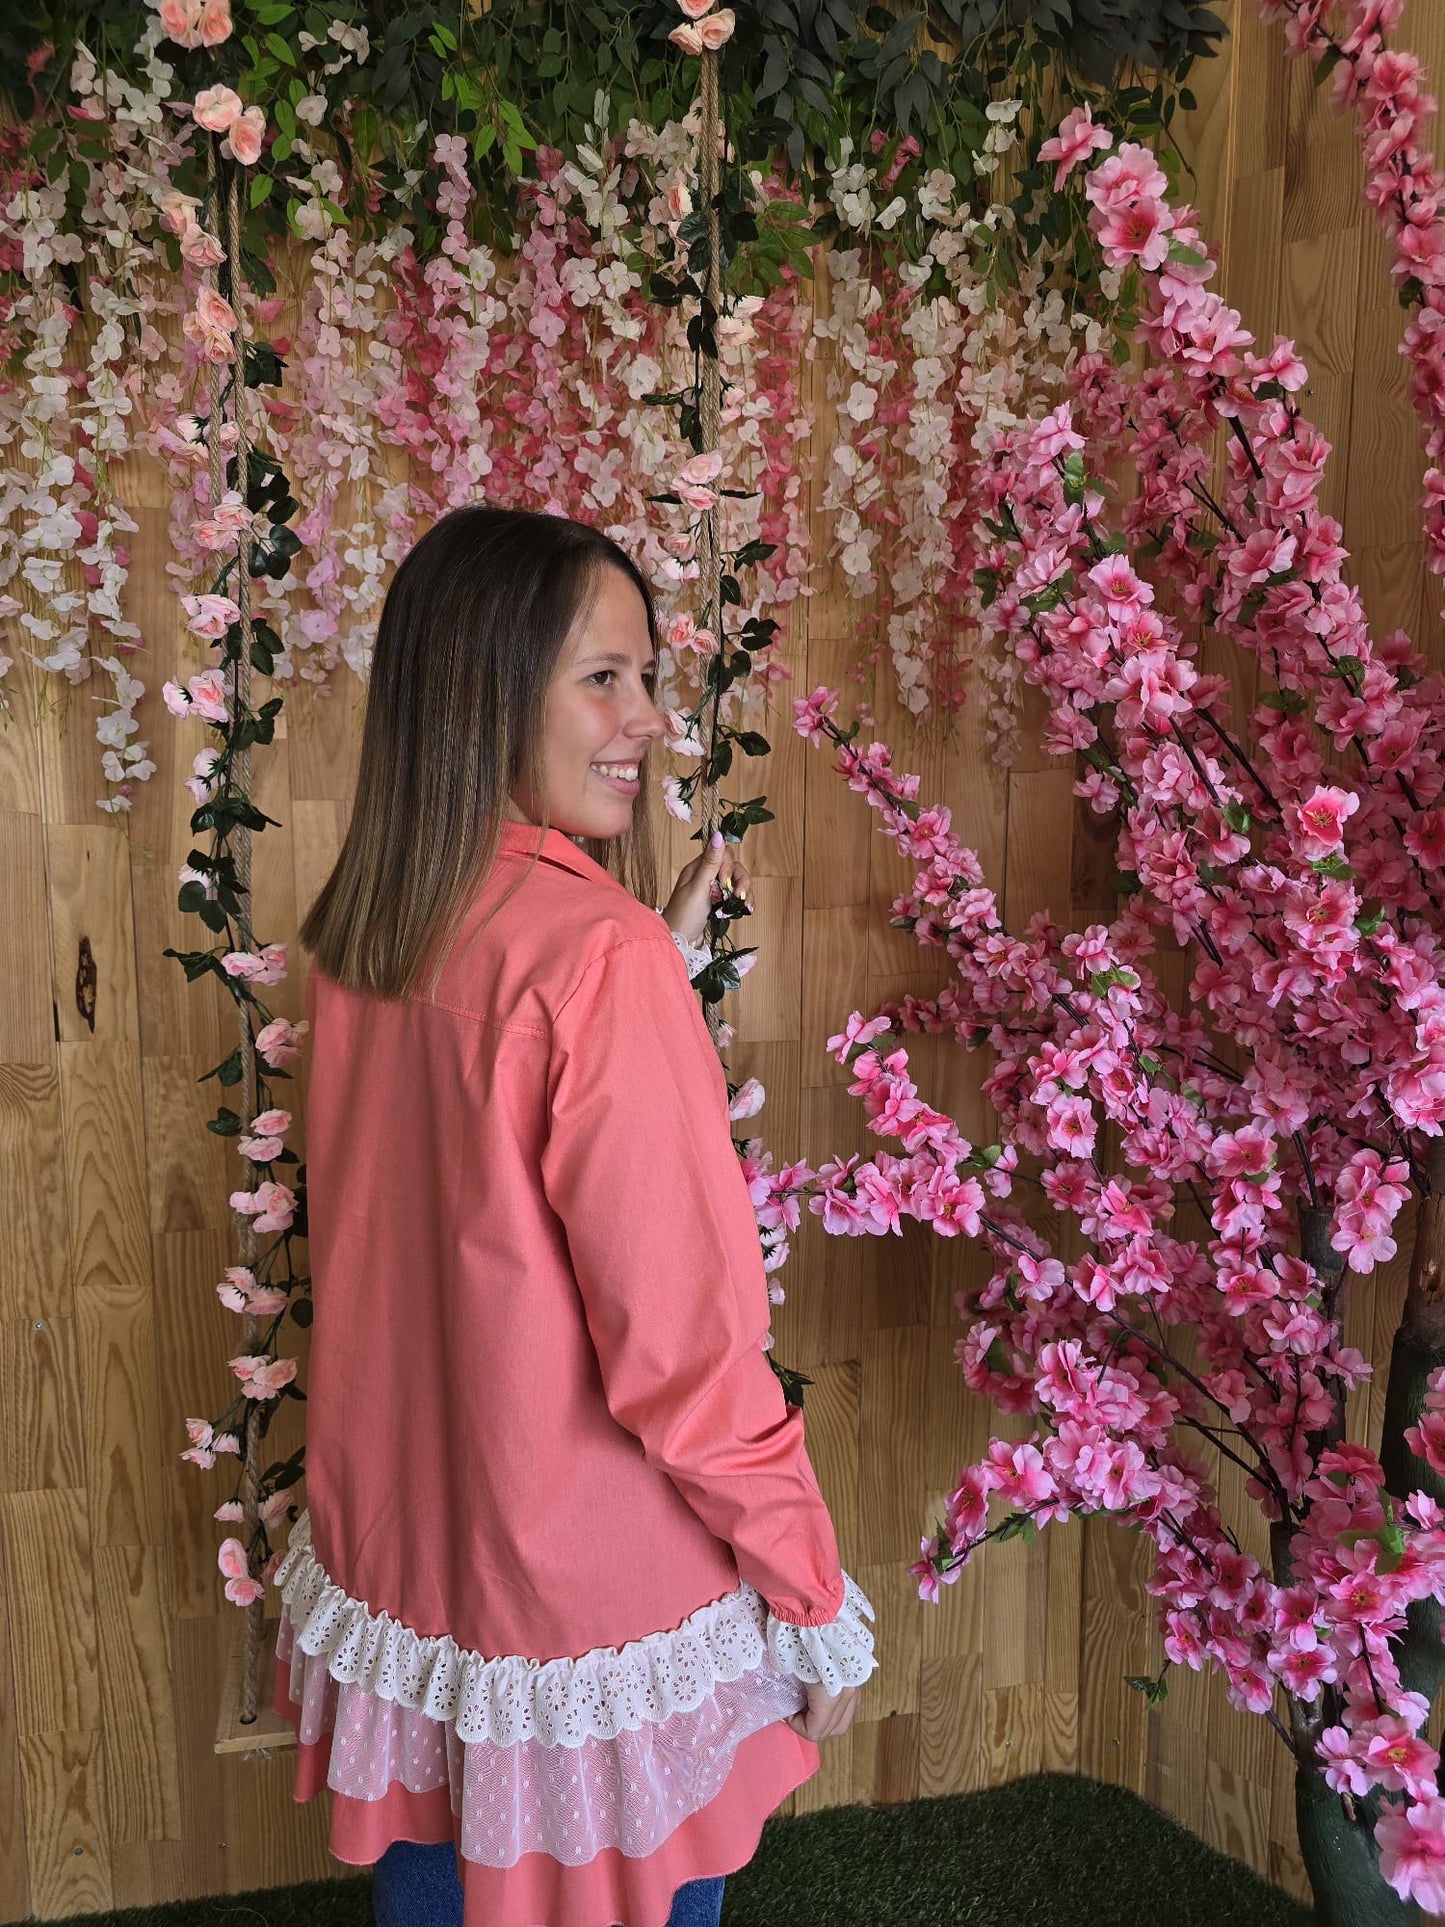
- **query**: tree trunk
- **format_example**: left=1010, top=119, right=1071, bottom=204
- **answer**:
left=1378, top=1142, right=1445, bottom=1710
left=1283, top=1154, right=1445, bottom=1922
left=1295, top=1771, right=1420, bottom=1925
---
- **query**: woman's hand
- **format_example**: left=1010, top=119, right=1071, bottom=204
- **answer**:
left=785, top=1681, right=861, bottom=1745
left=662, top=829, right=753, bottom=947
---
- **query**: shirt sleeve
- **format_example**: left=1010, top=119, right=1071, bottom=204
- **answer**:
left=540, top=930, right=847, bottom=1628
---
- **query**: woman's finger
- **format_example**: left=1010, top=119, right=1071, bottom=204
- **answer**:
left=722, top=855, right=752, bottom=906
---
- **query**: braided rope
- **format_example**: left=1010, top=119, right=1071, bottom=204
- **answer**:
left=222, top=156, right=264, bottom=1722
left=696, top=50, right=724, bottom=1043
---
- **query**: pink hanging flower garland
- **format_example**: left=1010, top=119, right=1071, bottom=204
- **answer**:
left=160, top=94, right=313, bottom=1608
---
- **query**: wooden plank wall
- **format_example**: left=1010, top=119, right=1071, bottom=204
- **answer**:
left=2, top=1, right=1439, bottom=1911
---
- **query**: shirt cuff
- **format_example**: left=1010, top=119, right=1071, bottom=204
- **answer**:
left=663, top=922, right=713, bottom=981
left=764, top=1572, right=877, bottom=1693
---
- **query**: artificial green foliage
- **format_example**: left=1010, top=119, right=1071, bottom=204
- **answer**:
left=29, top=1773, right=1308, bottom=1927
left=1, top=0, right=1223, bottom=276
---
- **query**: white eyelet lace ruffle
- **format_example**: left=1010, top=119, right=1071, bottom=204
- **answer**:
left=273, top=1510, right=875, bottom=1751
left=663, top=920, right=714, bottom=982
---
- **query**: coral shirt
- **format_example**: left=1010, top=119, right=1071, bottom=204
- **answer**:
left=273, top=819, right=859, bottom=1926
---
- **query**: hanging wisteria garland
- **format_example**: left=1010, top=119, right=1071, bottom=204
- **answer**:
left=0, top=0, right=1217, bottom=813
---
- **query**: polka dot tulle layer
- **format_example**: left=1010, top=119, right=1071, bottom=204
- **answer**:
left=272, top=1511, right=876, bottom=1866
left=277, top=1610, right=809, bottom=1865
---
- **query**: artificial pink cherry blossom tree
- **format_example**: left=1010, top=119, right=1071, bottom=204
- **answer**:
left=741, top=3, right=1445, bottom=1918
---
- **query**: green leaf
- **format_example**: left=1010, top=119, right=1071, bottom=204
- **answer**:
left=163, top=946, right=222, bottom=983
left=265, top=32, right=298, bottom=66
left=1126, top=1673, right=1170, bottom=1707
left=207, top=1107, right=242, bottom=1137
left=199, top=1049, right=244, bottom=1088
left=1166, top=238, right=1208, bottom=269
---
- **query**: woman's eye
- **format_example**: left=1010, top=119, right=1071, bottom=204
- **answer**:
left=590, top=670, right=614, bottom=686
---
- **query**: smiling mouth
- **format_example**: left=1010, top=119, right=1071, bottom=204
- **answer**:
left=591, top=761, right=641, bottom=783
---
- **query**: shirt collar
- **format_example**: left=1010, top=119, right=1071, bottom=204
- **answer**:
left=495, top=817, right=616, bottom=886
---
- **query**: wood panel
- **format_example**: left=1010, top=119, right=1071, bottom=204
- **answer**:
left=0, top=0, right=1432, bottom=1911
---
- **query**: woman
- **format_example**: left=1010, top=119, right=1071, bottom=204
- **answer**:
left=271, top=506, right=876, bottom=1927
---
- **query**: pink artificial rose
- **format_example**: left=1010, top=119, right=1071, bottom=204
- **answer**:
left=217, top=1536, right=251, bottom=1579
left=158, top=189, right=200, bottom=236
left=697, top=10, right=735, bottom=49
left=225, top=1573, right=265, bottom=1607
left=219, top=943, right=287, bottom=987
left=182, top=285, right=238, bottom=365
left=211, top=491, right=252, bottom=533
left=180, top=1417, right=220, bottom=1467
left=197, top=0, right=233, bottom=45
left=234, top=1178, right=296, bottom=1232
left=180, top=592, right=240, bottom=640
left=677, top=481, right=718, bottom=511
left=728, top=1077, right=766, bottom=1120
left=187, top=669, right=231, bottom=724
left=179, top=225, right=226, bottom=269
left=677, top=449, right=724, bottom=487
left=158, top=0, right=201, bottom=46
left=223, top=106, right=266, bottom=167
left=254, top=1016, right=308, bottom=1067
left=228, top=1351, right=299, bottom=1398
left=668, top=22, right=704, bottom=53
left=161, top=679, right=193, bottom=719
left=192, top=83, right=243, bottom=133
left=250, top=1107, right=291, bottom=1137
left=238, top=1134, right=283, bottom=1163
left=259, top=1487, right=294, bottom=1531
left=677, top=0, right=714, bottom=15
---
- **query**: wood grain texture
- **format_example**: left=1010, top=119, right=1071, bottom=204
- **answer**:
left=0, top=1064, right=71, bottom=1324
left=0, top=1486, right=100, bottom=1737
left=0, top=811, right=55, bottom=1067
left=16, top=1727, right=113, bottom=1918
left=92, top=1545, right=181, bottom=1843
left=0, top=1533, right=33, bottom=1924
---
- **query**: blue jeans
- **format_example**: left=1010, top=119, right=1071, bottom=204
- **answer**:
left=371, top=1838, right=725, bottom=1927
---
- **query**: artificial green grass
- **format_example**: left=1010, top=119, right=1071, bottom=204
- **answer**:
left=22, top=1773, right=1312, bottom=1927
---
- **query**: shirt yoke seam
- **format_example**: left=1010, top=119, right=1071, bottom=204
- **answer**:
left=400, top=995, right=548, bottom=1038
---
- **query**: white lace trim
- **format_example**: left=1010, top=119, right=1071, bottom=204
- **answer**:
left=273, top=1510, right=876, bottom=1751
left=664, top=920, right=714, bottom=981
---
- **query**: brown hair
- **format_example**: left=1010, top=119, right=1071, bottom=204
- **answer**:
left=300, top=505, right=661, bottom=998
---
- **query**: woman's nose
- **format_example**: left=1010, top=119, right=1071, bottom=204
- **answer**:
left=631, top=692, right=666, bottom=741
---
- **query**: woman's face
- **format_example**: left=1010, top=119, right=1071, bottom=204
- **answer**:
left=507, top=565, right=665, bottom=838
